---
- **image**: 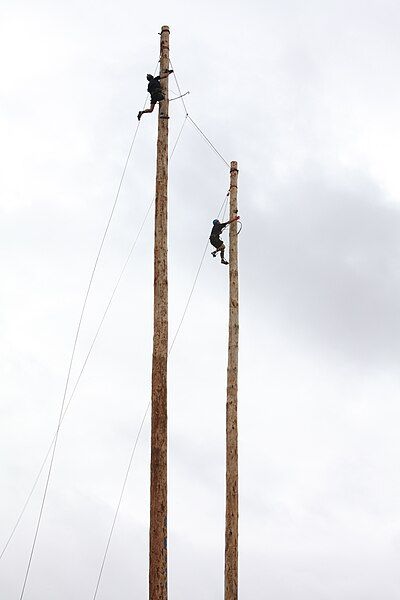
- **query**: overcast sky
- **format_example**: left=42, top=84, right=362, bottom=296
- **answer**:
left=2, top=0, right=400, bottom=598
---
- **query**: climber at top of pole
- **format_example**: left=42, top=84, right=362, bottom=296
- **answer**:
left=209, top=216, right=240, bottom=265
left=137, top=69, right=174, bottom=121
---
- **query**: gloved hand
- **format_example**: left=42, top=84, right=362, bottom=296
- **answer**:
left=235, top=215, right=240, bottom=220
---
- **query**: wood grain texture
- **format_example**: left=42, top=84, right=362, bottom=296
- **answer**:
left=225, top=161, right=239, bottom=600
left=149, top=24, right=170, bottom=600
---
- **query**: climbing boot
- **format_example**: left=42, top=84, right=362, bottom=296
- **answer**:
left=221, top=259, right=229, bottom=265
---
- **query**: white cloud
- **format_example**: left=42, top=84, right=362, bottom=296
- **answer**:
left=1, top=0, right=400, bottom=598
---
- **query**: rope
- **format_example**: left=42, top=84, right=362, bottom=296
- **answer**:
left=170, top=114, right=188, bottom=158
left=169, top=59, right=189, bottom=115
left=91, top=403, right=150, bottom=600
left=7, top=55, right=231, bottom=596
left=18, top=122, right=144, bottom=600
left=91, top=190, right=230, bottom=599
left=0, top=202, right=151, bottom=560
left=169, top=59, right=230, bottom=169
left=222, top=191, right=229, bottom=223
left=4, top=65, right=159, bottom=590
left=91, top=63, right=235, bottom=596
left=0, top=446, right=51, bottom=561
left=1, top=110, right=187, bottom=581
left=187, top=116, right=230, bottom=168
left=2, top=200, right=154, bottom=571
left=169, top=91, right=190, bottom=102
left=170, top=193, right=229, bottom=352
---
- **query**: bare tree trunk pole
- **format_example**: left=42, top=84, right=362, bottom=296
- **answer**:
left=225, top=161, right=239, bottom=600
left=149, top=25, right=170, bottom=600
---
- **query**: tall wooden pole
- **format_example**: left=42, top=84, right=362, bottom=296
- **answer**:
left=149, top=25, right=170, bottom=600
left=225, top=161, right=239, bottom=600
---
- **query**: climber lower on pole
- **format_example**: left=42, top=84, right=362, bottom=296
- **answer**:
left=209, top=216, right=240, bottom=265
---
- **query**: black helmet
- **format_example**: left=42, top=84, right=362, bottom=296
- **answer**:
left=213, top=219, right=220, bottom=225
left=146, top=74, right=153, bottom=81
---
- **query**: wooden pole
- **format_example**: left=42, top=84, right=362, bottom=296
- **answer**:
left=149, top=25, right=170, bottom=600
left=225, top=161, right=239, bottom=600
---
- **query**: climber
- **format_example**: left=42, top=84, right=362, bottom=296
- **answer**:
left=137, top=69, right=174, bottom=120
left=209, top=216, right=240, bottom=265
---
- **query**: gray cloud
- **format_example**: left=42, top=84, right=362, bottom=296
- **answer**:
left=2, top=0, right=400, bottom=598
left=244, top=170, right=400, bottom=365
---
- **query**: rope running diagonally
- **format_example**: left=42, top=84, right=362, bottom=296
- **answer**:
left=169, top=193, right=229, bottom=353
left=7, top=54, right=228, bottom=593
left=169, top=59, right=230, bottom=169
left=0, top=202, right=153, bottom=563
left=18, top=128, right=140, bottom=600
left=186, top=116, right=230, bottom=168
left=169, top=59, right=189, bottom=114
left=14, top=63, right=160, bottom=598
left=61, top=113, right=187, bottom=429
left=0, top=111, right=187, bottom=569
left=91, top=190, right=230, bottom=600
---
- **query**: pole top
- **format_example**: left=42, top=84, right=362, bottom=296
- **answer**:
left=161, top=25, right=170, bottom=33
left=230, top=160, right=238, bottom=172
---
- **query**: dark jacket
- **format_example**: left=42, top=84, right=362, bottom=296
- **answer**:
left=147, top=76, right=162, bottom=95
left=210, top=221, right=229, bottom=239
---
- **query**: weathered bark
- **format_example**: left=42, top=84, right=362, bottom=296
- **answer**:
left=225, top=161, right=239, bottom=600
left=149, top=25, right=170, bottom=600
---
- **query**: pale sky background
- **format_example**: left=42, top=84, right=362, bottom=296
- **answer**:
left=1, top=0, right=400, bottom=598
